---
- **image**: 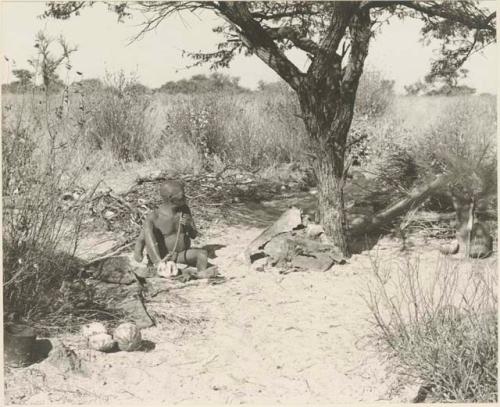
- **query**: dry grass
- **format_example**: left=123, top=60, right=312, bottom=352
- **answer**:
left=4, top=74, right=495, bottom=192
left=366, top=254, right=497, bottom=402
left=2, top=85, right=113, bottom=327
left=158, top=89, right=307, bottom=170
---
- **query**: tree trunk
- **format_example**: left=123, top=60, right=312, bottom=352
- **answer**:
left=296, top=8, right=370, bottom=257
left=300, top=89, right=356, bottom=256
left=315, top=158, right=349, bottom=255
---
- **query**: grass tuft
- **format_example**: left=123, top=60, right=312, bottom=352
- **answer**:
left=366, top=256, right=497, bottom=402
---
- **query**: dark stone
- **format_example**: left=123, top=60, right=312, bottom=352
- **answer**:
left=4, top=323, right=37, bottom=367
left=87, top=256, right=138, bottom=284
left=32, top=339, right=53, bottom=363
left=118, top=294, right=155, bottom=329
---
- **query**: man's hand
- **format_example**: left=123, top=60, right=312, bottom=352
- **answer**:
left=180, top=213, right=189, bottom=226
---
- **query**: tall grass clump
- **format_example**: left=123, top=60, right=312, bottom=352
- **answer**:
left=366, top=256, right=497, bottom=402
left=2, top=33, right=98, bottom=325
left=85, top=71, right=160, bottom=162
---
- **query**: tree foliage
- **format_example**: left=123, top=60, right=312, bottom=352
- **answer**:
left=157, top=73, right=246, bottom=94
left=12, top=69, right=33, bottom=86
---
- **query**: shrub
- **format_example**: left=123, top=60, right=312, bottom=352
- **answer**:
left=85, top=71, right=159, bottom=162
left=413, top=97, right=496, bottom=195
left=366, top=256, right=497, bottom=402
left=2, top=45, right=99, bottom=325
left=2, top=106, right=93, bottom=323
left=351, top=95, right=496, bottom=214
left=161, top=89, right=307, bottom=170
left=162, top=93, right=228, bottom=168
left=355, top=70, right=395, bottom=118
left=347, top=70, right=396, bottom=171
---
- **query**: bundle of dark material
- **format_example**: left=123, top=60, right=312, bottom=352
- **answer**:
left=245, top=207, right=346, bottom=274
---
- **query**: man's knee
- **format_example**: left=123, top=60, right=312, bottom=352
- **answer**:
left=197, top=249, right=208, bottom=262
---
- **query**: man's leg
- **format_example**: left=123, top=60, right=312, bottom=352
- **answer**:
left=175, top=248, right=209, bottom=271
left=175, top=249, right=220, bottom=281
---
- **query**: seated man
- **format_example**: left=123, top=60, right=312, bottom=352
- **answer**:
left=134, top=180, right=218, bottom=279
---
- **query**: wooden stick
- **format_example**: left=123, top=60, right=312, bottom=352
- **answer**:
left=86, top=242, right=135, bottom=265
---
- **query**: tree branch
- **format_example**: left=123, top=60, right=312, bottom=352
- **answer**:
left=307, top=2, right=357, bottom=78
left=362, top=1, right=496, bottom=33
left=251, top=10, right=319, bottom=21
left=342, top=9, right=371, bottom=95
left=265, top=26, right=320, bottom=55
left=398, top=1, right=496, bottom=33
left=214, top=2, right=305, bottom=90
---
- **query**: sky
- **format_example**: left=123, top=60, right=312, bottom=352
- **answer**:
left=1, top=1, right=497, bottom=94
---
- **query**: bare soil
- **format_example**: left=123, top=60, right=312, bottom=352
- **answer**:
left=5, top=199, right=496, bottom=404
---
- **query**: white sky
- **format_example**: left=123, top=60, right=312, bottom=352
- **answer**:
left=1, top=1, right=497, bottom=94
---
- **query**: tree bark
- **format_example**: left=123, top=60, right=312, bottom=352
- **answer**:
left=301, top=97, right=356, bottom=255
left=315, top=157, right=350, bottom=255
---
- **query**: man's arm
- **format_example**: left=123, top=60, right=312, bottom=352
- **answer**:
left=133, top=229, right=146, bottom=262
left=183, top=206, right=198, bottom=239
left=143, top=213, right=163, bottom=265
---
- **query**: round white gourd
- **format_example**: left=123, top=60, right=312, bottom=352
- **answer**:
left=157, top=261, right=178, bottom=278
left=81, top=322, right=107, bottom=338
left=88, top=333, right=116, bottom=352
left=113, top=323, right=142, bottom=351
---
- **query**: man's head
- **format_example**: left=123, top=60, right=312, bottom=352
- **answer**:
left=159, top=180, right=186, bottom=206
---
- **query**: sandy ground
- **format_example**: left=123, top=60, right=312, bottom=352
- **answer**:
left=5, top=218, right=497, bottom=404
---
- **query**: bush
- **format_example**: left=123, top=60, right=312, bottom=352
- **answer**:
left=355, top=70, right=395, bottom=118
left=2, top=131, right=88, bottom=322
left=161, top=89, right=307, bottom=170
left=157, top=73, right=246, bottom=94
left=85, top=71, right=159, bottom=162
left=351, top=95, right=496, bottom=213
left=2, top=74, right=97, bottom=325
left=347, top=70, right=395, bottom=171
left=366, top=256, right=497, bottom=402
left=413, top=97, right=496, bottom=196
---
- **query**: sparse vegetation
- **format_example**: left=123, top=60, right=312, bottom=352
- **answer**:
left=2, top=1, right=497, bottom=403
left=84, top=71, right=159, bottom=162
left=2, top=52, right=497, bottom=403
left=2, top=35, right=111, bottom=329
left=366, top=256, right=497, bottom=402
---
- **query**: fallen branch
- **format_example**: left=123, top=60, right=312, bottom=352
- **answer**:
left=86, top=242, right=135, bottom=266
left=350, top=174, right=449, bottom=237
